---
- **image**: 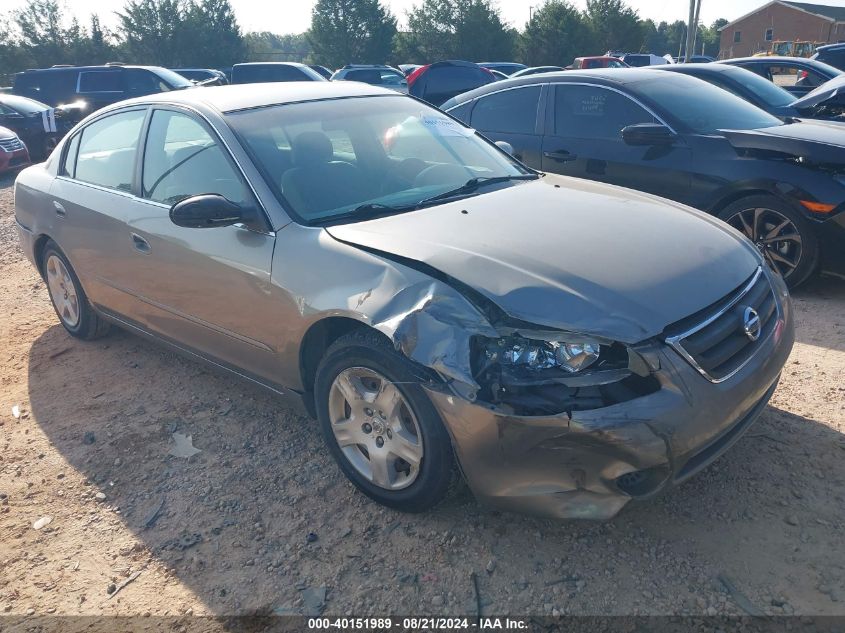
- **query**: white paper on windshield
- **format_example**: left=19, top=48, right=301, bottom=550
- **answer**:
left=419, top=113, right=475, bottom=137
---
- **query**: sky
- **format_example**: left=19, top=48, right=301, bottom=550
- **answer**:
left=5, top=0, right=845, bottom=34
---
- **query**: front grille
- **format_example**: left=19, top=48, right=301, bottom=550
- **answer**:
left=0, top=137, right=25, bottom=152
left=665, top=267, right=778, bottom=382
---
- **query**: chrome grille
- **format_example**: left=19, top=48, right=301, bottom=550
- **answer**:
left=0, top=137, right=25, bottom=152
left=665, top=267, right=779, bottom=382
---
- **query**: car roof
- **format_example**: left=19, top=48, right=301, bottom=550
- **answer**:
left=720, top=56, right=822, bottom=64
left=102, top=81, right=396, bottom=114
left=444, top=68, right=669, bottom=105
left=232, top=62, right=309, bottom=68
left=18, top=64, right=160, bottom=74
left=662, top=63, right=735, bottom=74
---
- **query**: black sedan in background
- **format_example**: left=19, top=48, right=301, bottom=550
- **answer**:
left=659, top=63, right=845, bottom=121
left=442, top=69, right=845, bottom=287
left=720, top=56, right=842, bottom=97
left=0, top=94, right=74, bottom=160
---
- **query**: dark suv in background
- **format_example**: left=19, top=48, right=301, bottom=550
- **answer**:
left=812, top=43, right=845, bottom=71
left=12, top=64, right=192, bottom=119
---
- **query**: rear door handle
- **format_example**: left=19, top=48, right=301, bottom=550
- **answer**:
left=53, top=201, right=67, bottom=217
left=543, top=150, right=578, bottom=163
left=131, top=233, right=151, bottom=254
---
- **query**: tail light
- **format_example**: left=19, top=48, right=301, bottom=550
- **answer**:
left=406, top=65, right=430, bottom=88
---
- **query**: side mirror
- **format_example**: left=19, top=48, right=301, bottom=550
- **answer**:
left=495, top=140, right=515, bottom=155
left=170, top=194, right=244, bottom=229
left=622, top=123, right=677, bottom=146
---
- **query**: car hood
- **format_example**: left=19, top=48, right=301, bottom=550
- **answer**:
left=791, top=74, right=845, bottom=110
left=0, top=126, right=16, bottom=140
left=721, top=120, right=845, bottom=164
left=326, top=175, right=761, bottom=343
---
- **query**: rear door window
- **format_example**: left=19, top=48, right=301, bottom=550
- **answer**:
left=78, top=71, right=123, bottom=93
left=74, top=109, right=146, bottom=191
left=234, top=65, right=308, bottom=83
left=554, top=85, right=656, bottom=139
left=471, top=86, right=542, bottom=134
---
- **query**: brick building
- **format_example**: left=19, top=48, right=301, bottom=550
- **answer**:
left=718, top=1, right=845, bottom=58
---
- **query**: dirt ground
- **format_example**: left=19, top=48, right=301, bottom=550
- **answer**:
left=1, top=172, right=844, bottom=620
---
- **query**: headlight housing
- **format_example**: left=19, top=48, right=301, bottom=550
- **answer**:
left=487, top=336, right=602, bottom=373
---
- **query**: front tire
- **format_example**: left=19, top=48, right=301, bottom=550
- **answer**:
left=314, top=329, right=453, bottom=512
left=718, top=195, right=818, bottom=288
left=41, top=241, right=110, bottom=340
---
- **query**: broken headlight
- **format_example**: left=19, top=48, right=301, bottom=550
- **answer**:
left=485, top=336, right=602, bottom=373
left=471, top=335, right=659, bottom=415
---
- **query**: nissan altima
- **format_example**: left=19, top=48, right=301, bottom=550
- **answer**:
left=15, top=83, right=794, bottom=519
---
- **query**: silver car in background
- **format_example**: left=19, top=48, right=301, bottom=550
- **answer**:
left=14, top=83, right=793, bottom=519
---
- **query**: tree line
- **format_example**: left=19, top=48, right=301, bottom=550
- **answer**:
left=0, top=0, right=727, bottom=82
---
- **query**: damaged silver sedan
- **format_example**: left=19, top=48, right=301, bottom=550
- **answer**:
left=14, top=83, right=794, bottom=519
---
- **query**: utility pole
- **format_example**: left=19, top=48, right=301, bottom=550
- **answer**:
left=692, top=0, right=703, bottom=58
left=684, top=0, right=696, bottom=63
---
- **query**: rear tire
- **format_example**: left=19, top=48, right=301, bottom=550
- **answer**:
left=718, top=195, right=818, bottom=288
left=41, top=241, right=110, bottom=340
left=314, top=329, right=453, bottom=513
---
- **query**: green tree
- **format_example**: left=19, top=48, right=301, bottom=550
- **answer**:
left=183, top=0, right=244, bottom=67
left=117, top=0, right=186, bottom=66
left=402, top=0, right=513, bottom=63
left=308, top=0, right=397, bottom=68
left=585, top=0, right=642, bottom=54
left=14, top=0, right=76, bottom=66
left=519, top=1, right=591, bottom=66
left=245, top=32, right=312, bottom=62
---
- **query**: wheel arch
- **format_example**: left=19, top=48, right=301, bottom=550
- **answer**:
left=32, top=233, right=54, bottom=280
left=708, top=188, right=776, bottom=215
left=299, top=316, right=384, bottom=418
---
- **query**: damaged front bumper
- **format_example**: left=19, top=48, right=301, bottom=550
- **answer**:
left=424, top=291, right=794, bottom=520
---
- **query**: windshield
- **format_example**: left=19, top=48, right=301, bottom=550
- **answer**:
left=0, top=94, right=49, bottom=114
left=635, top=75, right=783, bottom=133
left=227, top=95, right=531, bottom=224
left=150, top=67, right=193, bottom=89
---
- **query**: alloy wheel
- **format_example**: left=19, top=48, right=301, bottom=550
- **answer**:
left=328, top=367, right=423, bottom=491
left=726, top=207, right=803, bottom=278
left=45, top=254, right=80, bottom=327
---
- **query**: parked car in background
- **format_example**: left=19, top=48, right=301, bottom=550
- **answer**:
left=230, top=62, right=326, bottom=84
left=443, top=68, right=845, bottom=287
left=511, top=66, right=565, bottom=77
left=0, top=126, right=30, bottom=174
left=720, top=56, right=842, bottom=97
left=619, top=53, right=670, bottom=67
left=569, top=56, right=627, bottom=69
left=812, top=43, right=845, bottom=71
left=478, top=62, right=527, bottom=76
left=659, top=63, right=803, bottom=119
left=14, top=82, right=794, bottom=520
left=170, top=68, right=228, bottom=85
left=309, top=65, right=334, bottom=80
left=407, top=60, right=496, bottom=106
left=0, top=94, right=75, bottom=160
left=331, top=65, right=408, bottom=93
left=13, top=65, right=193, bottom=115
left=790, top=74, right=845, bottom=121
left=398, top=64, right=422, bottom=76
left=673, top=55, right=715, bottom=64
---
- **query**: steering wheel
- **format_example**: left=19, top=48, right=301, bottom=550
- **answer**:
left=380, top=158, right=427, bottom=194
left=414, top=163, right=470, bottom=188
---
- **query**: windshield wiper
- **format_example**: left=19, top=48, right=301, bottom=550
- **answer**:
left=316, top=202, right=416, bottom=225
left=415, top=174, right=539, bottom=208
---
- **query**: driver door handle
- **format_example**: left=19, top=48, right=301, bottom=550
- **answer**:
left=131, top=233, right=151, bottom=254
left=544, top=150, right=578, bottom=163
left=53, top=201, right=67, bottom=217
